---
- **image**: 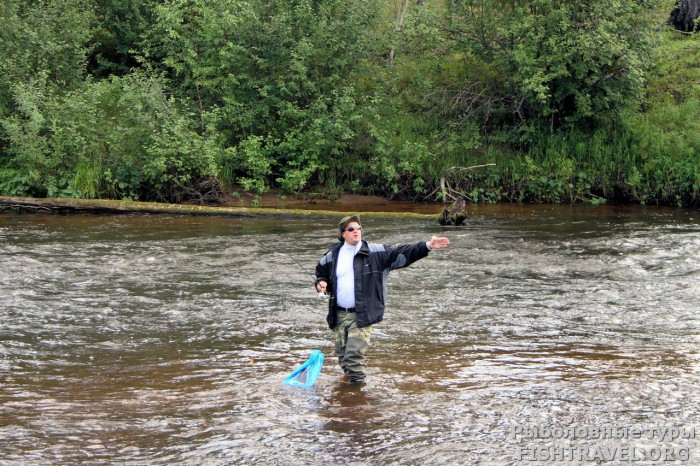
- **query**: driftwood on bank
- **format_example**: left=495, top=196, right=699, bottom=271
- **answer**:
left=0, top=196, right=436, bottom=221
left=422, top=163, right=497, bottom=203
left=437, top=196, right=467, bottom=226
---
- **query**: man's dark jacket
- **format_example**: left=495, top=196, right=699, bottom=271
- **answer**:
left=315, top=239, right=430, bottom=329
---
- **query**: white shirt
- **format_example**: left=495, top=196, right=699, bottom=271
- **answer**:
left=335, top=241, right=361, bottom=308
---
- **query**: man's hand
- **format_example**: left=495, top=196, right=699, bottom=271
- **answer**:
left=316, top=280, right=328, bottom=294
left=429, top=236, right=450, bottom=250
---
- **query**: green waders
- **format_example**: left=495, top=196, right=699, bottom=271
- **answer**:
left=334, top=310, right=372, bottom=385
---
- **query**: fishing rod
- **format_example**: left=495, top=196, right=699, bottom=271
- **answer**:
left=282, top=253, right=327, bottom=299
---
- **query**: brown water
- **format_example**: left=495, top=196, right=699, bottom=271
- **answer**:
left=1, top=205, right=699, bottom=464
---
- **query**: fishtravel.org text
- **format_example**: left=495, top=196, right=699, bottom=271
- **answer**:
left=516, top=445, right=689, bottom=462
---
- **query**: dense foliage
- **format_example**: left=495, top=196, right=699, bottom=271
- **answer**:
left=0, top=0, right=698, bottom=206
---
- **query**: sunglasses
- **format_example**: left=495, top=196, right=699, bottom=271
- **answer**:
left=344, top=226, right=362, bottom=233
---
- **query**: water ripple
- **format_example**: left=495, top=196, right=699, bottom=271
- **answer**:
left=1, top=208, right=698, bottom=464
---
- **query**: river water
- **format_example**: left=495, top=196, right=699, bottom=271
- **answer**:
left=1, top=204, right=699, bottom=465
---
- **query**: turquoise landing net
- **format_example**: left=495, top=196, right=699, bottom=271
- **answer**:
left=282, top=350, right=324, bottom=389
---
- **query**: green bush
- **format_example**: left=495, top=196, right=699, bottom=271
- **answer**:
left=1, top=73, right=220, bottom=201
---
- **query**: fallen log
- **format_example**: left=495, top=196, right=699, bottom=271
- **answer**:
left=0, top=196, right=435, bottom=221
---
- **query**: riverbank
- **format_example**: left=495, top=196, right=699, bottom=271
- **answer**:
left=221, top=190, right=447, bottom=214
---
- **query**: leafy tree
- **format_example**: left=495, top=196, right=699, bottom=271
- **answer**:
left=0, top=0, right=94, bottom=138
left=0, top=0, right=96, bottom=193
left=143, top=0, right=387, bottom=193
left=445, top=0, right=660, bottom=137
left=322, top=1, right=475, bottom=197
left=89, top=0, right=157, bottom=77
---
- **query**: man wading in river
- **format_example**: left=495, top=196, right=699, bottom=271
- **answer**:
left=315, top=215, right=450, bottom=386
